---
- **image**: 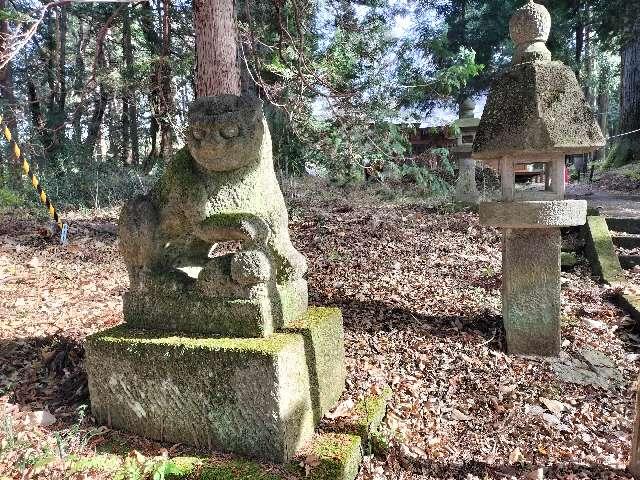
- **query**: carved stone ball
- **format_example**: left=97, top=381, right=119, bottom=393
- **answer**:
left=230, top=250, right=273, bottom=285
left=186, top=95, right=265, bottom=172
left=509, top=1, right=551, bottom=46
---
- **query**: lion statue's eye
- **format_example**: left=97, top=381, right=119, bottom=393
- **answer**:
left=192, top=127, right=205, bottom=141
left=220, top=125, right=239, bottom=139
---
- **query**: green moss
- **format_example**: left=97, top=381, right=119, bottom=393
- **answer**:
left=354, top=387, right=391, bottom=427
left=89, top=325, right=300, bottom=358
left=561, top=252, right=578, bottom=269
left=583, top=216, right=625, bottom=286
left=199, top=459, right=283, bottom=480
left=283, top=307, right=346, bottom=422
left=307, top=434, right=362, bottom=480
left=343, top=388, right=391, bottom=454
left=369, top=431, right=390, bottom=457
left=166, top=457, right=203, bottom=477
left=287, top=307, right=342, bottom=330
left=68, top=454, right=122, bottom=474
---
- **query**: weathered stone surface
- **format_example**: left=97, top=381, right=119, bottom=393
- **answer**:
left=123, top=279, right=308, bottom=337
left=480, top=200, right=587, bottom=228
left=85, top=307, right=345, bottom=462
left=550, top=347, right=623, bottom=389
left=502, top=228, right=561, bottom=356
left=473, top=61, right=605, bottom=160
left=284, top=308, right=346, bottom=422
left=509, top=0, right=551, bottom=64
left=455, top=158, right=480, bottom=205
left=583, top=216, right=626, bottom=286
left=118, top=95, right=307, bottom=336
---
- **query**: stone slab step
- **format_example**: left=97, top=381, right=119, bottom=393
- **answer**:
left=616, top=293, right=640, bottom=322
left=607, top=217, right=640, bottom=235
left=583, top=216, right=626, bottom=286
left=619, top=255, right=640, bottom=270
left=612, top=235, right=640, bottom=250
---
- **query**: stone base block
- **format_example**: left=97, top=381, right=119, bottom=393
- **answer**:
left=502, top=228, right=561, bottom=356
left=85, top=307, right=345, bottom=462
left=123, top=279, right=308, bottom=338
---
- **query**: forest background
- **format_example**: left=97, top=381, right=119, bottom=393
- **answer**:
left=0, top=0, right=638, bottom=210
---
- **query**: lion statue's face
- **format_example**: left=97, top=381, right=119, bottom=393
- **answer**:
left=186, top=95, right=265, bottom=172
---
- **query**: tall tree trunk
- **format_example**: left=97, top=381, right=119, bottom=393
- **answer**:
left=26, top=79, right=49, bottom=164
left=193, top=0, right=241, bottom=97
left=121, top=6, right=137, bottom=165
left=140, top=0, right=173, bottom=172
left=72, top=21, right=86, bottom=144
left=56, top=7, right=68, bottom=115
left=574, top=1, right=584, bottom=78
left=159, top=0, right=173, bottom=160
left=616, top=17, right=640, bottom=165
left=0, top=0, right=19, bottom=181
left=85, top=46, right=108, bottom=155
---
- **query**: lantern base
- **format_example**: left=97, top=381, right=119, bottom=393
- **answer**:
left=479, top=200, right=587, bottom=229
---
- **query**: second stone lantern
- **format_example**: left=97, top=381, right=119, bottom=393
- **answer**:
left=473, top=0, right=605, bottom=356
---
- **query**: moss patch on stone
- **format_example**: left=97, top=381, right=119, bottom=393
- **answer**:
left=583, top=216, right=625, bottom=286
left=561, top=251, right=578, bottom=269
left=283, top=307, right=346, bottom=422
left=199, top=459, right=283, bottom=480
left=89, top=324, right=298, bottom=358
left=338, top=388, right=391, bottom=455
left=304, top=433, right=362, bottom=480
left=68, top=453, right=122, bottom=474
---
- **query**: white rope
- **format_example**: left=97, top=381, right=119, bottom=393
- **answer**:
left=608, top=128, right=640, bottom=140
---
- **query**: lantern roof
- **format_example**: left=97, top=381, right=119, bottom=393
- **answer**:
left=472, top=1, right=605, bottom=160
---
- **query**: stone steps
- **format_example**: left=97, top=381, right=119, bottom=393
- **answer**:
left=612, top=235, right=640, bottom=250
left=607, top=217, right=640, bottom=235
left=607, top=217, right=640, bottom=271
left=620, top=255, right=640, bottom=270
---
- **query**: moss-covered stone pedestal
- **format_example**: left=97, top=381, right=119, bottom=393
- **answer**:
left=86, top=307, right=345, bottom=463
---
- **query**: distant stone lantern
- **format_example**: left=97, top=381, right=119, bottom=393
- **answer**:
left=473, top=1, right=605, bottom=356
left=450, top=98, right=481, bottom=204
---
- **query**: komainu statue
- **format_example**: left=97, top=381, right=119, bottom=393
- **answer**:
left=118, top=95, right=308, bottom=337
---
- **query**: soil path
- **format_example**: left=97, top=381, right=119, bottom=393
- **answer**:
left=567, top=185, right=640, bottom=218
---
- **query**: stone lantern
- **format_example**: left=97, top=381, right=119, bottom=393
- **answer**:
left=473, top=1, right=605, bottom=356
left=451, top=98, right=481, bottom=204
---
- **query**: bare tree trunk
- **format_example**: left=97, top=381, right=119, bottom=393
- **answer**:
left=0, top=0, right=19, bottom=180
left=616, top=18, right=640, bottom=165
left=85, top=46, right=108, bottom=155
left=140, top=0, right=173, bottom=172
left=193, top=0, right=241, bottom=97
left=574, top=0, right=584, bottom=78
left=594, top=57, right=610, bottom=164
left=72, top=21, right=86, bottom=144
left=26, top=79, right=48, bottom=164
left=57, top=7, right=67, bottom=115
left=159, top=0, right=173, bottom=160
left=121, top=6, right=135, bottom=165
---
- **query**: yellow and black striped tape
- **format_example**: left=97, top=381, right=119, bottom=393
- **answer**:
left=0, top=115, right=63, bottom=231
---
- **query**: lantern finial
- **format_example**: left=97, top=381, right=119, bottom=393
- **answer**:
left=509, top=1, right=552, bottom=64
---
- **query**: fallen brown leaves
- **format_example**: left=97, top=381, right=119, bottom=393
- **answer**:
left=1, top=181, right=639, bottom=479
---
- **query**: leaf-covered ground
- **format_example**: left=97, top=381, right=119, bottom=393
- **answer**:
left=1, top=179, right=639, bottom=479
